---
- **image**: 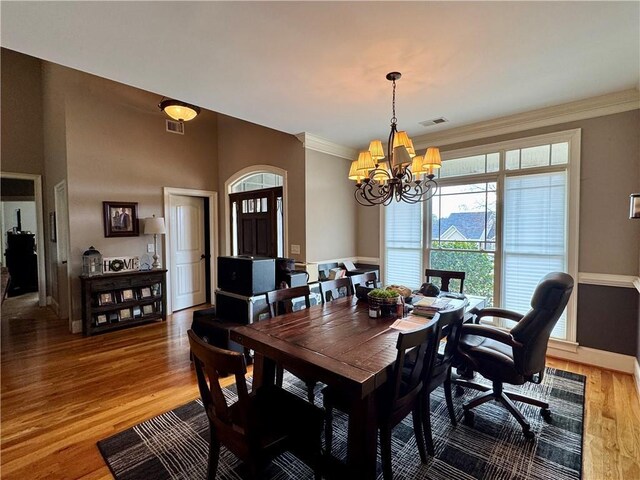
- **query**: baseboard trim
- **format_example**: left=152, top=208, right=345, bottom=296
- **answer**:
left=547, top=345, right=636, bottom=374
left=634, top=359, right=640, bottom=403
left=47, top=295, right=59, bottom=316
left=71, top=320, right=82, bottom=334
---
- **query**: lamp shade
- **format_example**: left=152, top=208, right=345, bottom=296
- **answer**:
left=406, top=138, right=416, bottom=158
left=348, top=160, right=366, bottom=181
left=392, top=131, right=411, bottom=150
left=144, top=216, right=166, bottom=235
left=423, top=147, right=442, bottom=169
left=368, top=140, right=385, bottom=161
left=631, top=194, right=640, bottom=219
left=356, top=151, right=375, bottom=173
left=159, top=99, right=200, bottom=122
left=410, top=155, right=426, bottom=177
left=392, top=145, right=412, bottom=168
left=372, top=165, right=391, bottom=182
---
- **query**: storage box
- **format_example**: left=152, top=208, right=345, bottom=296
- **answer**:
left=217, top=256, right=275, bottom=296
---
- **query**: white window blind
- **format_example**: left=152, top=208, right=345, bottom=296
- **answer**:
left=503, top=171, right=568, bottom=338
left=384, top=200, right=422, bottom=289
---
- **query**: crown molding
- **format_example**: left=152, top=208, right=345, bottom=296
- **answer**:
left=295, top=132, right=357, bottom=161
left=412, top=89, right=640, bottom=149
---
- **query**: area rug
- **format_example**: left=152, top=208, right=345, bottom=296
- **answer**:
left=98, top=368, right=585, bottom=480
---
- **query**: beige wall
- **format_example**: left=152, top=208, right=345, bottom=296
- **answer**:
left=357, top=110, right=640, bottom=277
left=1, top=49, right=44, bottom=175
left=39, top=62, right=219, bottom=324
left=217, top=114, right=306, bottom=261
left=305, top=149, right=357, bottom=262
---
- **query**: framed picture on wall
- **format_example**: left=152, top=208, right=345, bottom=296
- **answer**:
left=103, top=201, right=139, bottom=238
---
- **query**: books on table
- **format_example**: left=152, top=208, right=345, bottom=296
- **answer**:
left=411, top=296, right=465, bottom=317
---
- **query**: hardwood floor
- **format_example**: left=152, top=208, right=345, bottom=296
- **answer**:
left=1, top=294, right=639, bottom=479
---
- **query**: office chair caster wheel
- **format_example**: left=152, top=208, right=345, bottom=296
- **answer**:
left=522, top=428, right=535, bottom=440
left=463, top=410, right=474, bottom=426
left=455, top=385, right=465, bottom=397
left=540, top=408, right=552, bottom=421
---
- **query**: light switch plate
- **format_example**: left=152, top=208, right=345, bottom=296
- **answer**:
left=147, top=243, right=155, bottom=253
left=290, top=244, right=300, bottom=254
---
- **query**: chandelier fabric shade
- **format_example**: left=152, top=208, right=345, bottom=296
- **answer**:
left=349, top=72, right=441, bottom=206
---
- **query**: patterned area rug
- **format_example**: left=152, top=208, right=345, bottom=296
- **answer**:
left=98, top=368, right=585, bottom=480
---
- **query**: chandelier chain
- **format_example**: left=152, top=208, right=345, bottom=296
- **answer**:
left=391, top=79, right=397, bottom=124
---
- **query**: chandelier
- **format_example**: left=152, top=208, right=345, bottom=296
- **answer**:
left=349, top=72, right=442, bottom=206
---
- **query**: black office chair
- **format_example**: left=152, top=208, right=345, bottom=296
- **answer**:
left=425, top=269, right=465, bottom=293
left=455, top=272, right=574, bottom=438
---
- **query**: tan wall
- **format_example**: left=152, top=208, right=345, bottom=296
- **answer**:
left=305, top=149, right=357, bottom=262
left=217, top=114, right=306, bottom=261
left=45, top=64, right=219, bottom=324
left=357, top=110, right=640, bottom=276
left=42, top=62, right=70, bottom=305
left=1, top=49, right=44, bottom=175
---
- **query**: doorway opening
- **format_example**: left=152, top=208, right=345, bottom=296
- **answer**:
left=0, top=173, right=47, bottom=309
left=163, top=187, right=218, bottom=314
left=227, top=169, right=286, bottom=258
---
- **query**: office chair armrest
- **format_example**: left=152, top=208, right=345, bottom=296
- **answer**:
left=472, top=307, right=524, bottom=324
left=460, top=324, right=523, bottom=348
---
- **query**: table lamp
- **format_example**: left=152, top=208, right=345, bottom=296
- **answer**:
left=144, top=215, right=166, bottom=269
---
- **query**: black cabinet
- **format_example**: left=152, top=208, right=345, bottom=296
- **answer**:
left=80, top=270, right=166, bottom=336
left=4, top=232, right=38, bottom=296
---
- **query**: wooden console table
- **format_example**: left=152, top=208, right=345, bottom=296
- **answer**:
left=80, top=270, right=166, bottom=336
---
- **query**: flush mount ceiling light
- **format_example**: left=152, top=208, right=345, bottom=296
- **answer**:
left=349, top=72, right=442, bottom=206
left=158, top=98, right=201, bottom=122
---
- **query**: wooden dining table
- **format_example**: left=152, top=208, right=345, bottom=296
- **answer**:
left=229, top=294, right=486, bottom=479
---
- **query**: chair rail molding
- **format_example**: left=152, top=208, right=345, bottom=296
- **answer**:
left=295, top=132, right=357, bottom=160
left=577, top=272, right=639, bottom=289
left=412, top=88, right=640, bottom=149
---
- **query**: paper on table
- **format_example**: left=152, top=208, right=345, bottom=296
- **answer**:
left=389, top=315, right=429, bottom=331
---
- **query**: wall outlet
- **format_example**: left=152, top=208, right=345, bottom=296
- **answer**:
left=147, top=243, right=155, bottom=253
left=290, top=244, right=300, bottom=255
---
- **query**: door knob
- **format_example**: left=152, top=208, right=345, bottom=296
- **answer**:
left=200, top=254, right=206, bottom=260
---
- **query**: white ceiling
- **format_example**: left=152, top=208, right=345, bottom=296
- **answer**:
left=2, top=1, right=639, bottom=149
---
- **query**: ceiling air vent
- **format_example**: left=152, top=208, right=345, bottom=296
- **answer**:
left=166, top=119, right=184, bottom=135
left=419, top=117, right=449, bottom=127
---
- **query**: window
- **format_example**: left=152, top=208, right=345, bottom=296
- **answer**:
left=383, top=129, right=579, bottom=342
left=429, top=182, right=496, bottom=304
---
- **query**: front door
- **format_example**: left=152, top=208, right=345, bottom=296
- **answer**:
left=170, top=195, right=206, bottom=311
left=229, top=187, right=282, bottom=257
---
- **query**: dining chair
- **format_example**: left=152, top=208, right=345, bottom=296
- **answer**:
left=187, top=330, right=324, bottom=480
left=419, top=304, right=466, bottom=455
left=266, top=285, right=312, bottom=317
left=323, top=321, right=441, bottom=479
left=425, top=269, right=466, bottom=293
left=265, top=285, right=317, bottom=403
left=349, top=271, right=378, bottom=291
left=455, top=272, right=574, bottom=438
left=319, top=277, right=354, bottom=303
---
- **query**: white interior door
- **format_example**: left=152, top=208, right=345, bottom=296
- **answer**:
left=170, top=195, right=206, bottom=311
left=54, top=180, right=70, bottom=322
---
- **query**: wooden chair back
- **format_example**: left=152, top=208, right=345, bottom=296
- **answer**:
left=386, top=321, right=440, bottom=419
left=427, top=304, right=466, bottom=391
left=425, top=269, right=466, bottom=293
left=187, top=329, right=250, bottom=431
left=349, top=271, right=378, bottom=290
left=319, top=277, right=354, bottom=303
left=266, top=285, right=311, bottom=317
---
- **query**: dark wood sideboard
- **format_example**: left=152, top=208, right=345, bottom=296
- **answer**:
left=80, top=270, right=166, bottom=336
